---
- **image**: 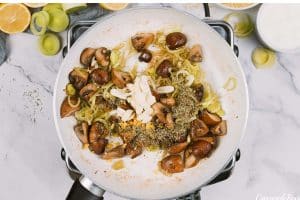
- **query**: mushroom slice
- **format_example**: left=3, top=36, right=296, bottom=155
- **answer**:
left=189, top=44, right=203, bottom=63
left=184, top=151, right=200, bottom=169
left=60, top=97, right=80, bottom=118
left=80, top=48, right=96, bottom=66
left=74, top=122, right=89, bottom=144
left=79, top=83, right=98, bottom=101
left=187, top=140, right=212, bottom=159
left=90, top=68, right=110, bottom=85
left=166, top=113, right=174, bottom=129
left=200, top=110, right=221, bottom=126
left=168, top=142, right=188, bottom=154
left=126, top=143, right=143, bottom=159
left=111, top=68, right=132, bottom=89
left=102, top=144, right=126, bottom=160
left=189, top=119, right=209, bottom=140
left=210, top=120, right=227, bottom=136
left=160, top=155, right=184, bottom=174
left=89, top=122, right=108, bottom=144
left=199, top=136, right=216, bottom=145
left=131, top=33, right=155, bottom=52
left=69, top=68, right=89, bottom=90
left=152, top=102, right=167, bottom=123
left=95, top=47, right=111, bottom=68
left=160, top=97, right=175, bottom=107
left=88, top=122, right=109, bottom=155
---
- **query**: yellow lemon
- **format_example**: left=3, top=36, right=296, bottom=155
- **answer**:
left=0, top=3, right=31, bottom=34
left=100, top=3, right=128, bottom=11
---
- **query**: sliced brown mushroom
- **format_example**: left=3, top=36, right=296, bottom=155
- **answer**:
left=88, top=122, right=109, bottom=155
left=200, top=110, right=221, bottom=126
left=189, top=44, right=203, bottom=63
left=138, top=49, right=152, bottom=63
left=184, top=151, right=200, bottom=168
left=95, top=47, right=111, bottom=68
left=120, top=131, right=136, bottom=144
left=156, top=59, right=173, bottom=78
left=131, top=33, right=154, bottom=52
left=160, top=97, right=176, bottom=107
left=187, top=140, right=212, bottom=159
left=165, top=113, right=174, bottom=129
left=193, top=84, right=204, bottom=102
left=74, top=122, right=89, bottom=144
left=60, top=97, right=81, bottom=118
left=189, top=119, right=209, bottom=140
left=79, top=83, right=98, bottom=101
left=111, top=68, right=132, bottom=89
left=90, top=68, right=110, bottom=85
left=69, top=68, right=89, bottom=90
left=80, top=48, right=96, bottom=66
left=210, top=120, right=227, bottom=136
left=160, top=155, right=184, bottom=173
left=166, top=32, right=187, bottom=50
left=168, top=142, right=188, bottom=154
left=126, top=143, right=143, bottom=159
left=90, top=138, right=108, bottom=155
left=199, top=136, right=216, bottom=145
left=89, top=122, right=108, bottom=142
left=152, top=102, right=167, bottom=123
left=102, top=144, right=126, bottom=160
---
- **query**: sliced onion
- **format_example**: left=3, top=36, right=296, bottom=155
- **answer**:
left=224, top=13, right=254, bottom=37
left=38, top=33, right=61, bottom=56
left=30, top=11, right=49, bottom=36
left=252, top=47, right=276, bottom=68
left=46, top=8, right=69, bottom=32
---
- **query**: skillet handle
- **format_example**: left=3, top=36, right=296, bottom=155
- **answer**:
left=66, top=176, right=105, bottom=200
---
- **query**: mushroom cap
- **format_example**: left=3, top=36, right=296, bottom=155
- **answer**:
left=80, top=48, right=96, bottom=66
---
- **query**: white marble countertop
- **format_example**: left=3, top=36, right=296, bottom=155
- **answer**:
left=1, top=4, right=300, bottom=200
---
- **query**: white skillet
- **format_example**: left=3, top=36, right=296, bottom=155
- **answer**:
left=53, top=7, right=249, bottom=200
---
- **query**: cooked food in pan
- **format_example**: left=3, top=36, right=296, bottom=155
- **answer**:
left=60, top=30, right=227, bottom=174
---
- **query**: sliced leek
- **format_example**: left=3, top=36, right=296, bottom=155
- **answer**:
left=30, top=11, right=49, bottom=36
left=46, top=8, right=69, bottom=32
left=223, top=77, right=237, bottom=91
left=252, top=47, right=276, bottom=69
left=224, top=13, right=254, bottom=37
left=38, top=33, right=61, bottom=56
